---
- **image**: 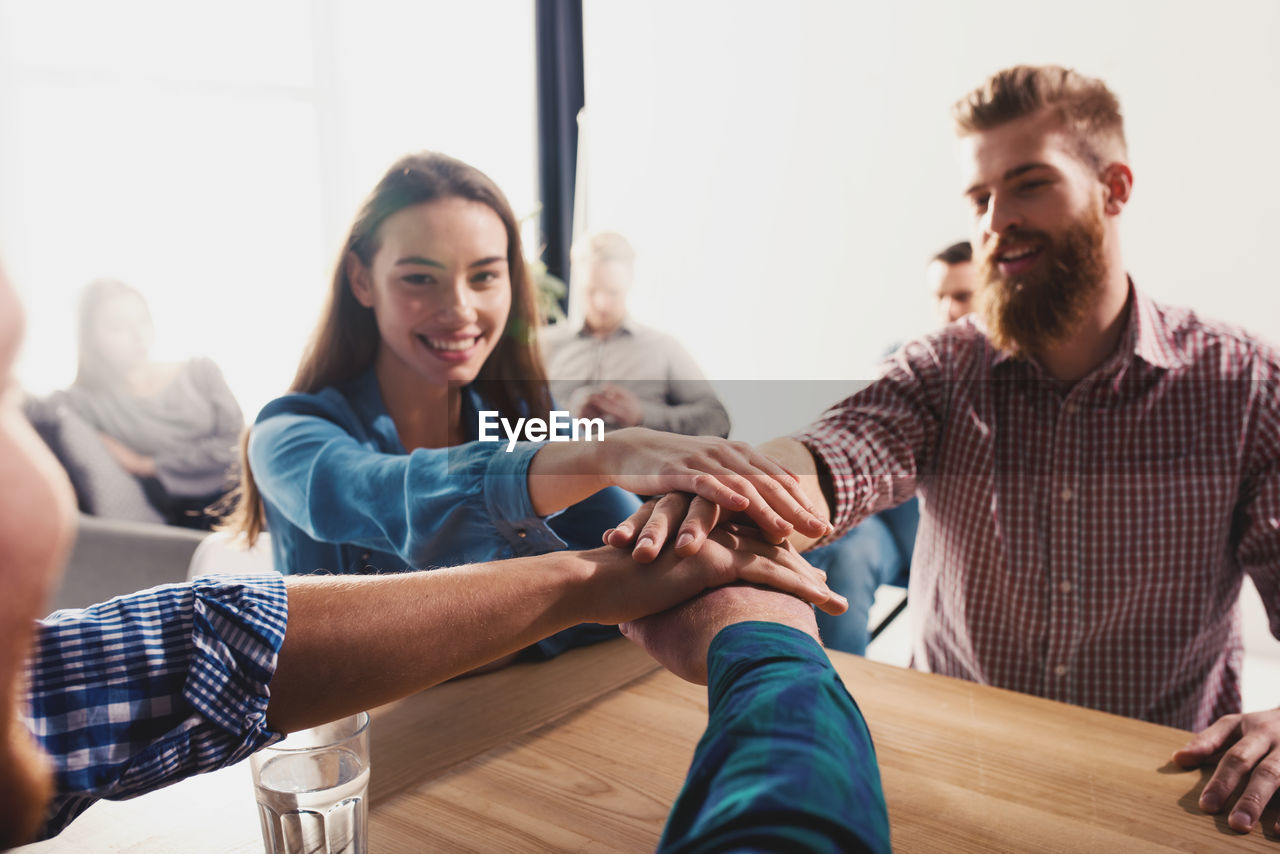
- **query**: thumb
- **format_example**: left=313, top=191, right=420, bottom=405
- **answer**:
left=1172, top=715, right=1240, bottom=768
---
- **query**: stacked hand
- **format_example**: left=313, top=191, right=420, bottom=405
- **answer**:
left=604, top=490, right=805, bottom=564
left=532, top=429, right=830, bottom=550
left=621, top=582, right=821, bottom=684
left=585, top=523, right=846, bottom=627
left=592, top=432, right=829, bottom=558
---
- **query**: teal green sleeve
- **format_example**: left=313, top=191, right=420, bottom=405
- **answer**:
left=659, top=622, right=891, bottom=853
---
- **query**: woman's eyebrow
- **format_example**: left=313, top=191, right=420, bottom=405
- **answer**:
left=394, top=256, right=445, bottom=268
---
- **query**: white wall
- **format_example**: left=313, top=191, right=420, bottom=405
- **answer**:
left=4, top=1, right=1277, bottom=435
left=0, top=0, right=537, bottom=421
left=580, top=0, right=1280, bottom=442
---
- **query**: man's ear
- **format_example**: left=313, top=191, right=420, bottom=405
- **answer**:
left=1101, top=162, right=1134, bottom=216
left=347, top=253, right=375, bottom=308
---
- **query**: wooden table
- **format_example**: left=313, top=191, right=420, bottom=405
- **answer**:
left=18, top=638, right=1274, bottom=853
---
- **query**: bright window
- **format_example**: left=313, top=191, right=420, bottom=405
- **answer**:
left=0, top=0, right=537, bottom=420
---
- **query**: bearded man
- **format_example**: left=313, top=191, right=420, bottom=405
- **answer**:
left=611, top=64, right=1280, bottom=837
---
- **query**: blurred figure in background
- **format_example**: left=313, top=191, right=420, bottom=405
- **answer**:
left=929, top=240, right=977, bottom=324
left=808, top=240, right=975, bottom=655
left=55, top=278, right=242, bottom=528
left=542, top=231, right=730, bottom=438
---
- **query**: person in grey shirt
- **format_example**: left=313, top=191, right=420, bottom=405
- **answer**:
left=541, top=231, right=730, bottom=438
left=54, top=278, right=243, bottom=527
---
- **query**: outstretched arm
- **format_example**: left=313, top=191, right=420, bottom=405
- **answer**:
left=268, top=526, right=846, bottom=732
left=603, top=436, right=834, bottom=562
left=23, top=530, right=842, bottom=842
left=621, top=585, right=890, bottom=854
left=529, top=428, right=831, bottom=547
left=605, top=342, right=949, bottom=563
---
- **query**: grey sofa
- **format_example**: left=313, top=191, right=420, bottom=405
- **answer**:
left=24, top=393, right=219, bottom=613
left=49, top=514, right=208, bottom=613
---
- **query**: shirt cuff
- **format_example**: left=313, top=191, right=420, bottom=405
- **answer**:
left=482, top=441, right=568, bottom=555
left=788, top=430, right=862, bottom=547
left=706, top=621, right=828, bottom=699
left=185, top=573, right=289, bottom=755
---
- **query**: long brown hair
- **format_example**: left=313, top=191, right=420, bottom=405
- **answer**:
left=223, top=151, right=553, bottom=544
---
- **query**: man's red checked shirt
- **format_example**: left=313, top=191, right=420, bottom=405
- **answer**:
left=797, top=285, right=1280, bottom=730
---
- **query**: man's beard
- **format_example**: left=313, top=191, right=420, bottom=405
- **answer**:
left=976, top=208, right=1108, bottom=355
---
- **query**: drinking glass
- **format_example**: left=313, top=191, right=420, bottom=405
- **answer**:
left=249, top=712, right=370, bottom=854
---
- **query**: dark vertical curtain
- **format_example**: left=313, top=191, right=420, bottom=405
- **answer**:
left=535, top=0, right=584, bottom=307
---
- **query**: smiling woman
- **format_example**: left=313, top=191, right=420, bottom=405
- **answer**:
left=225, top=152, right=564, bottom=548
left=221, top=151, right=641, bottom=660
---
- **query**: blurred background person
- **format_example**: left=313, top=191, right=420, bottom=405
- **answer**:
left=929, top=240, right=977, bottom=324
left=542, top=231, right=730, bottom=438
left=808, top=240, right=975, bottom=655
left=54, top=278, right=243, bottom=528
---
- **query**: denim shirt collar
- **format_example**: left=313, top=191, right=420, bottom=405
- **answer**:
left=344, top=367, right=490, bottom=452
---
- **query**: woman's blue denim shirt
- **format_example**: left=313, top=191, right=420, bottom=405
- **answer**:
left=249, top=368, right=638, bottom=578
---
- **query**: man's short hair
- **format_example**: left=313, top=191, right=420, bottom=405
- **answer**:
left=951, top=65, right=1127, bottom=172
left=572, top=231, right=636, bottom=270
left=933, top=241, right=972, bottom=266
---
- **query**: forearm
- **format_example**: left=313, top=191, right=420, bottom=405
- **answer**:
left=266, top=551, right=600, bottom=732
left=756, top=437, right=831, bottom=550
left=659, top=622, right=890, bottom=854
left=526, top=438, right=613, bottom=516
left=253, top=414, right=565, bottom=561
left=267, top=531, right=842, bottom=732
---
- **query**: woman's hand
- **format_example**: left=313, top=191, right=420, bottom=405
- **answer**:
left=528, top=428, right=831, bottom=547
left=592, top=428, right=829, bottom=543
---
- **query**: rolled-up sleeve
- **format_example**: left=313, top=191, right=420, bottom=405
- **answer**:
left=482, top=440, right=568, bottom=555
left=250, top=394, right=566, bottom=570
left=794, top=338, right=946, bottom=546
left=23, top=573, right=288, bottom=840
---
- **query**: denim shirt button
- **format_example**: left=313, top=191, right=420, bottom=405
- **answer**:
left=515, top=529, right=527, bottom=539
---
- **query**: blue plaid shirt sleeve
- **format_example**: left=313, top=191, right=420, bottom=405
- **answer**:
left=21, top=573, right=289, bottom=841
left=659, top=621, right=892, bottom=854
